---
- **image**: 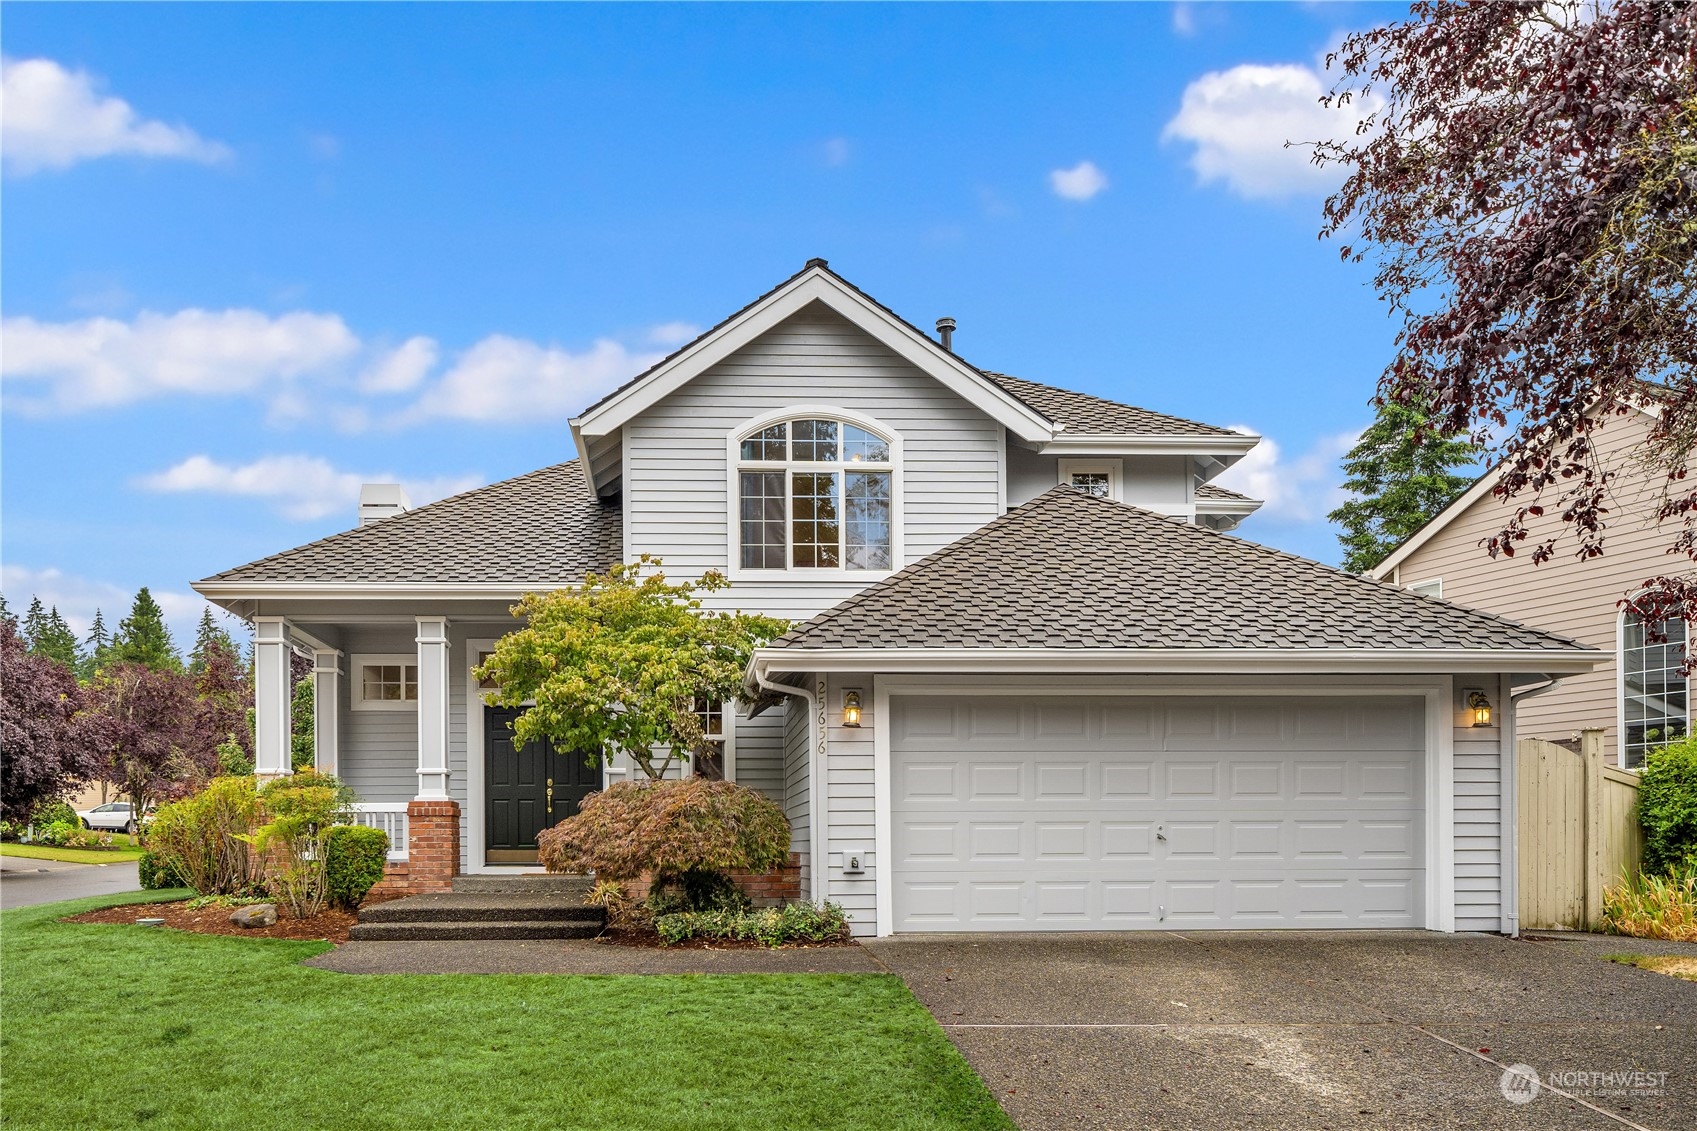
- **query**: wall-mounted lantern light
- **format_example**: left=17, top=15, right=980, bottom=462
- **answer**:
left=842, top=690, right=863, bottom=728
left=1466, top=689, right=1493, bottom=728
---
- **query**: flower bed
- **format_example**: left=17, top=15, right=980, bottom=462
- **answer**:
left=63, top=893, right=400, bottom=943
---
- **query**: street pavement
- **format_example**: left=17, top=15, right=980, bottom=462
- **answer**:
left=0, top=855, right=142, bottom=910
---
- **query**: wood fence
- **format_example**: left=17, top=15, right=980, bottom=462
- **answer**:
left=1517, top=728, right=1644, bottom=931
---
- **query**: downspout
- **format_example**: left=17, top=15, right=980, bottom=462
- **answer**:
left=1502, top=674, right=1564, bottom=938
left=752, top=660, right=826, bottom=904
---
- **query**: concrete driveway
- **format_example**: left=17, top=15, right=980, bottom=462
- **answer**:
left=864, top=930, right=1697, bottom=1131
left=0, top=855, right=141, bottom=910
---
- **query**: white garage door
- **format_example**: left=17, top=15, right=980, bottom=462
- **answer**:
left=891, top=695, right=1426, bottom=931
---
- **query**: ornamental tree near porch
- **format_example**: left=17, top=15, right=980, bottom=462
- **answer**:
left=475, top=558, right=789, bottom=781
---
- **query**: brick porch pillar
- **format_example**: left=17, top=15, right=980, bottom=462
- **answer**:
left=406, top=800, right=460, bottom=893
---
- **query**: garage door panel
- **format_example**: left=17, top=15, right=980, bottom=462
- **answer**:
left=892, top=695, right=1426, bottom=931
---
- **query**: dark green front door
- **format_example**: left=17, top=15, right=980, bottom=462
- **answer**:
left=485, top=708, right=599, bottom=863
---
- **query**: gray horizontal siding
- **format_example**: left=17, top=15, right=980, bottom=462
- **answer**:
left=1454, top=732, right=1504, bottom=932
left=733, top=703, right=786, bottom=806
left=623, top=302, right=1004, bottom=622
left=824, top=674, right=876, bottom=937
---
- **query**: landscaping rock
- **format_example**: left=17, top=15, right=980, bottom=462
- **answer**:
left=230, top=903, right=277, bottom=929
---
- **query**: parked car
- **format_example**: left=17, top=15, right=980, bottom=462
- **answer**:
left=76, top=802, right=142, bottom=834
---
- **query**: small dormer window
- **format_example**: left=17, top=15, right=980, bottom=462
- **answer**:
left=736, top=416, right=895, bottom=571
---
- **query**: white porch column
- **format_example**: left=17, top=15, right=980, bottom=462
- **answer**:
left=312, top=648, right=342, bottom=777
left=253, top=617, right=293, bottom=780
left=415, top=616, right=451, bottom=799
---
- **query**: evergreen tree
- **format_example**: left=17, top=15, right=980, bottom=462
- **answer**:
left=22, top=598, right=47, bottom=650
left=109, top=587, right=182, bottom=672
left=188, top=608, right=239, bottom=675
left=0, top=593, right=14, bottom=629
left=290, top=677, right=316, bottom=771
left=32, top=607, right=80, bottom=670
left=80, top=609, right=112, bottom=682
left=1329, top=403, right=1478, bottom=574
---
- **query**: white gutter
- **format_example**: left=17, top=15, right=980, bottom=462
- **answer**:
left=750, top=647, right=1603, bottom=681
left=752, top=669, right=825, bottom=905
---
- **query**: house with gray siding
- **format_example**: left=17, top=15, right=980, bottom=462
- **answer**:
left=195, top=260, right=1598, bottom=937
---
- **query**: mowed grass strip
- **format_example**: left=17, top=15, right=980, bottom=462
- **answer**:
left=1, top=892, right=1010, bottom=1131
left=1, top=841, right=145, bottom=865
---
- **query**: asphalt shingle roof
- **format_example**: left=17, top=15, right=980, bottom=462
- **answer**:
left=202, top=462, right=620, bottom=585
left=1194, top=482, right=1257, bottom=503
left=983, top=372, right=1242, bottom=438
left=770, top=486, right=1588, bottom=653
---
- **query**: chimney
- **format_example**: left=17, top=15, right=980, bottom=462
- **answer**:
left=936, top=317, right=956, bottom=352
left=358, top=483, right=412, bottom=527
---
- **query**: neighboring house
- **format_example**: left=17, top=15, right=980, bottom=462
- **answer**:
left=194, top=261, right=1597, bottom=937
left=1369, top=405, right=1691, bottom=770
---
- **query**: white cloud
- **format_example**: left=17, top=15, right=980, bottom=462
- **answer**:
left=1, top=56, right=230, bottom=176
left=1, top=308, right=360, bottom=414
left=359, top=336, right=438, bottom=394
left=137, top=454, right=481, bottom=522
left=1, top=563, right=215, bottom=647
left=647, top=321, right=699, bottom=348
left=1213, top=425, right=1359, bottom=523
left=397, top=335, right=663, bottom=426
left=1162, top=57, right=1383, bottom=200
left=1, top=309, right=677, bottom=428
left=1049, top=160, right=1109, bottom=201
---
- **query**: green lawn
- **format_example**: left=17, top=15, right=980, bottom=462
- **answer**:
left=0, top=841, right=144, bottom=865
left=1, top=893, right=1010, bottom=1131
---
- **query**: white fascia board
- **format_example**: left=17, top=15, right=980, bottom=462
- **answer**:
left=570, top=268, right=1055, bottom=445
left=750, top=646, right=1603, bottom=680
left=1038, top=434, right=1261, bottom=458
left=193, top=580, right=570, bottom=602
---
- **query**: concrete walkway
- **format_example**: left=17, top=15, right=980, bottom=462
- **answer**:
left=307, top=938, right=883, bottom=975
left=0, top=855, right=141, bottom=910
left=862, top=930, right=1697, bottom=1131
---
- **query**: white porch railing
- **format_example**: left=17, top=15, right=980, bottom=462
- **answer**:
left=350, top=803, right=409, bottom=861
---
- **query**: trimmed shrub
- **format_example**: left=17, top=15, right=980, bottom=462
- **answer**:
left=1601, top=868, right=1697, bottom=941
left=247, top=769, right=354, bottom=918
left=648, top=870, right=751, bottom=918
left=538, top=778, right=790, bottom=899
left=1638, top=738, right=1697, bottom=875
left=655, top=901, right=850, bottom=947
left=325, top=824, right=389, bottom=910
left=138, top=849, right=188, bottom=890
left=146, top=776, right=260, bottom=895
left=30, top=800, right=77, bottom=829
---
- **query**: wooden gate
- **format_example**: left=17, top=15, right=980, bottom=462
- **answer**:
left=1517, top=729, right=1644, bottom=930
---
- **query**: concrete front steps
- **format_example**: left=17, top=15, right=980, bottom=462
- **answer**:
left=349, top=873, right=604, bottom=941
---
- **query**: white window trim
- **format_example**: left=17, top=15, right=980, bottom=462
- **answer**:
left=1616, top=606, right=1690, bottom=772
left=1407, top=578, right=1444, bottom=599
left=724, top=405, right=905, bottom=582
left=684, top=702, right=738, bottom=782
left=1057, top=457, right=1123, bottom=502
left=350, top=653, right=420, bottom=712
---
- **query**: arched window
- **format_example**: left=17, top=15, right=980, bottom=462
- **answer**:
left=736, top=415, right=894, bottom=571
left=1622, top=612, right=1688, bottom=769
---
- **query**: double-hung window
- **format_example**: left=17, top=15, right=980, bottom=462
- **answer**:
left=1622, top=614, right=1688, bottom=769
left=737, top=416, right=894, bottom=572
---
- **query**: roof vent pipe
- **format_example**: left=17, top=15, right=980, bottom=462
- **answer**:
left=358, top=483, right=412, bottom=528
left=936, top=317, right=956, bottom=352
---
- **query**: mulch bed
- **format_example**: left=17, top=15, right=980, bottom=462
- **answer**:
left=64, top=896, right=399, bottom=944
left=596, top=925, right=854, bottom=950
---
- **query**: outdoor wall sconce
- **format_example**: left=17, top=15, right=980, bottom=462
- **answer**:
left=1466, top=689, right=1493, bottom=728
left=842, top=690, right=863, bottom=728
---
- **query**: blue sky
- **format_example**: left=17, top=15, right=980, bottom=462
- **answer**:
left=2, top=1, right=1409, bottom=645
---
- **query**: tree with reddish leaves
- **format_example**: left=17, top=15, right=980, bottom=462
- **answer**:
left=0, top=619, right=100, bottom=821
left=193, top=638, right=254, bottom=774
left=84, top=663, right=217, bottom=818
left=1317, top=2, right=1697, bottom=625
